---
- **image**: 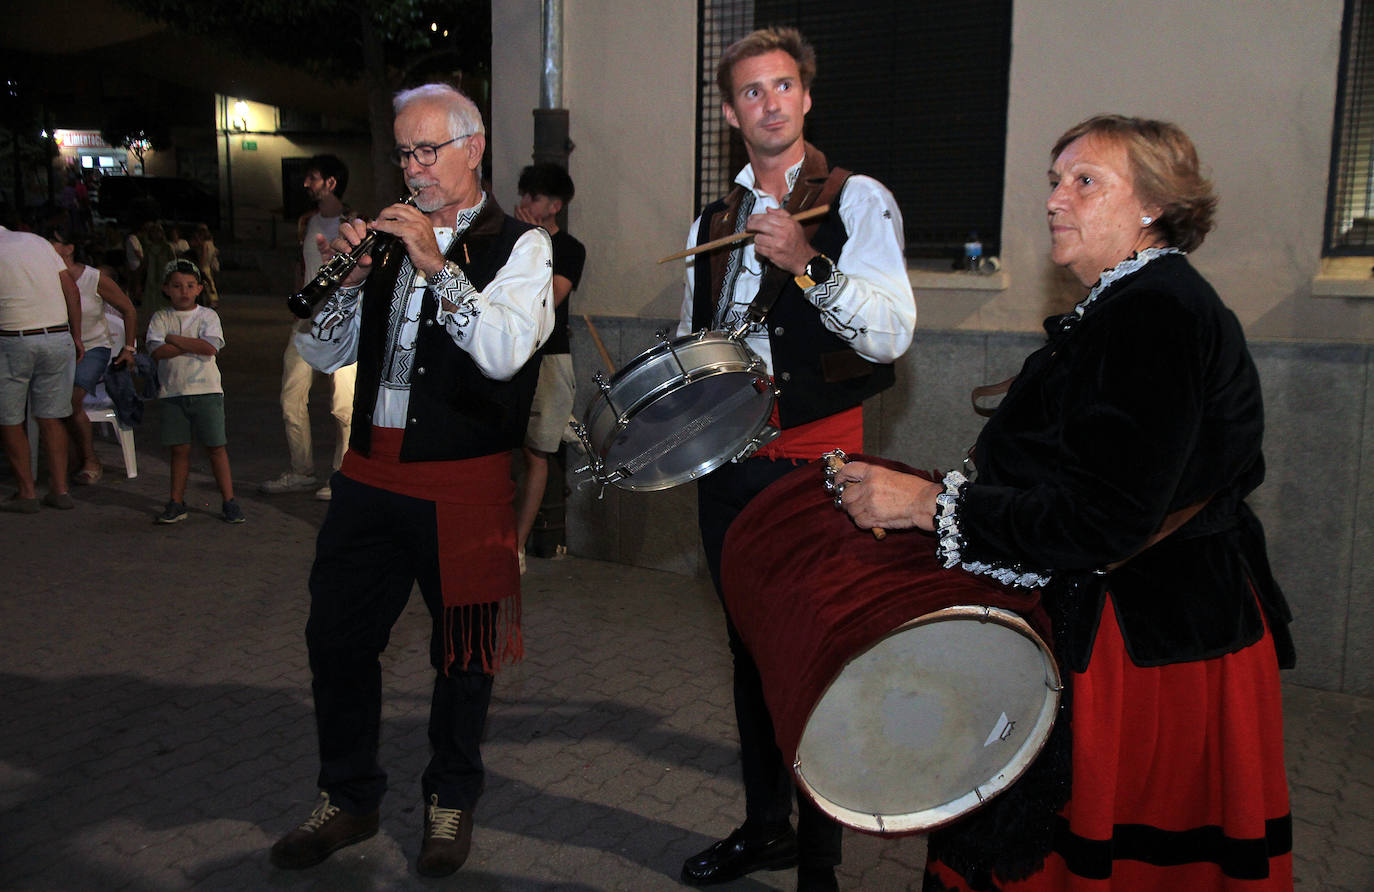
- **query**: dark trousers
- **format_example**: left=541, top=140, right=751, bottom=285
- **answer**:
left=306, top=472, right=495, bottom=815
left=697, top=458, right=843, bottom=868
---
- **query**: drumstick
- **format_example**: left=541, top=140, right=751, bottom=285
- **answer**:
left=824, top=452, right=887, bottom=540
left=656, top=205, right=832, bottom=264
left=583, top=314, right=616, bottom=375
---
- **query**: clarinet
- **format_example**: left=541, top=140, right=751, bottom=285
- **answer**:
left=287, top=193, right=418, bottom=319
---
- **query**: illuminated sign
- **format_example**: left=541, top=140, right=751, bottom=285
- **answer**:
left=54, top=130, right=113, bottom=149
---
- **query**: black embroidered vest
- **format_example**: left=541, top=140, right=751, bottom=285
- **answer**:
left=691, top=145, right=895, bottom=428
left=349, top=198, right=542, bottom=461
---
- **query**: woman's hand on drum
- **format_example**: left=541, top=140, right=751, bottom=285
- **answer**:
left=834, top=462, right=942, bottom=533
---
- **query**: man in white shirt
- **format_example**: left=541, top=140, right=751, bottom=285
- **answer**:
left=270, top=83, right=552, bottom=880
left=676, top=28, right=916, bottom=892
left=0, top=226, right=83, bottom=512
left=260, top=154, right=356, bottom=500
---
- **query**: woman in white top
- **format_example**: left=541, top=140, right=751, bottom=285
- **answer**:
left=47, top=226, right=139, bottom=484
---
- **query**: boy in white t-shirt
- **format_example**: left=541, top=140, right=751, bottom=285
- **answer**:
left=145, top=259, right=245, bottom=524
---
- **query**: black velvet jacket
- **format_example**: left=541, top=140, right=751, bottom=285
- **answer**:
left=959, top=253, right=1294, bottom=671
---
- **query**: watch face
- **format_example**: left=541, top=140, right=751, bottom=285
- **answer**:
left=808, top=254, right=833, bottom=284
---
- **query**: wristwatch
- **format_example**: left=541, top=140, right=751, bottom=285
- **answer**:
left=425, top=260, right=461, bottom=291
left=794, top=254, right=834, bottom=290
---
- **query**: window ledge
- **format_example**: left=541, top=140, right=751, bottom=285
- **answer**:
left=1313, top=257, right=1374, bottom=299
left=1313, top=276, right=1374, bottom=298
left=909, top=267, right=1008, bottom=292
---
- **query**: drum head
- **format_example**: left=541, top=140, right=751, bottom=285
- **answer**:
left=794, top=606, right=1060, bottom=835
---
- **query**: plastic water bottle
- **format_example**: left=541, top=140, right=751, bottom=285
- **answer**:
left=962, top=231, right=983, bottom=272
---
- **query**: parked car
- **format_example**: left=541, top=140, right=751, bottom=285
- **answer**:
left=97, top=176, right=220, bottom=229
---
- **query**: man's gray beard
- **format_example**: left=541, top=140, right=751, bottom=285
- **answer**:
left=407, top=182, right=442, bottom=213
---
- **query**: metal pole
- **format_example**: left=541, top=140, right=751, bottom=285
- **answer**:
left=533, top=0, right=571, bottom=171
left=541, top=0, right=563, bottom=110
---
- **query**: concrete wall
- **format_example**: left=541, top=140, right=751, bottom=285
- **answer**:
left=495, top=0, right=1370, bottom=337
left=968, top=0, right=1358, bottom=338
left=492, top=0, right=699, bottom=320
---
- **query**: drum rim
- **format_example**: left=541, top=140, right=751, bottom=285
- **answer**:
left=596, top=328, right=745, bottom=385
left=792, top=605, right=1062, bottom=836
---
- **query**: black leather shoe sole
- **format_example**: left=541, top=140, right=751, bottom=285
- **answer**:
left=680, top=830, right=799, bottom=886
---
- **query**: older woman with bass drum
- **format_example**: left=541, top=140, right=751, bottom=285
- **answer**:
left=833, top=115, right=1294, bottom=890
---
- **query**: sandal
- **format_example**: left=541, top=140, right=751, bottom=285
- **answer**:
left=1, top=495, right=40, bottom=514
left=74, top=467, right=103, bottom=485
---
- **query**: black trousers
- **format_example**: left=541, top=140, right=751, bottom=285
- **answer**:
left=697, top=458, right=843, bottom=868
left=305, top=472, right=495, bottom=814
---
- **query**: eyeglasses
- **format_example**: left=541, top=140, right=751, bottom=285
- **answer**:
left=389, top=133, right=474, bottom=167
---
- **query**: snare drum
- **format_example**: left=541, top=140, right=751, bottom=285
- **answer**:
left=721, top=456, right=1061, bottom=835
left=576, top=330, right=778, bottom=491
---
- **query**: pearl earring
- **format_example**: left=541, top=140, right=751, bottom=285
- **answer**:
left=1141, top=215, right=1154, bottom=226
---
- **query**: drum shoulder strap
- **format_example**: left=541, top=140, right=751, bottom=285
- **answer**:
left=1105, top=497, right=1212, bottom=571
left=971, top=375, right=1016, bottom=417
left=701, top=144, right=851, bottom=326
left=747, top=154, right=851, bottom=325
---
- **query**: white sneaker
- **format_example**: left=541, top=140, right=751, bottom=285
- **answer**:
left=315, top=484, right=332, bottom=501
left=259, top=471, right=319, bottom=494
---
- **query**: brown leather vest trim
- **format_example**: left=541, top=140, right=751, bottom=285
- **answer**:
left=705, top=143, right=846, bottom=325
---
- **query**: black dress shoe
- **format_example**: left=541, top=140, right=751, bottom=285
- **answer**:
left=681, top=823, right=798, bottom=885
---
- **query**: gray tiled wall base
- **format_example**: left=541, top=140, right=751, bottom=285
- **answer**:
left=569, top=318, right=1373, bottom=697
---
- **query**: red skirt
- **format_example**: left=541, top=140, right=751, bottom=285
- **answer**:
left=926, top=593, right=1292, bottom=891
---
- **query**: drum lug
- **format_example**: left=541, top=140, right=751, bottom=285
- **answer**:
left=733, top=425, right=781, bottom=462
left=591, top=373, right=623, bottom=420
left=660, top=331, right=689, bottom=378
left=569, top=419, right=631, bottom=497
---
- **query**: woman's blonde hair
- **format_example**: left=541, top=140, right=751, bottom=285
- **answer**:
left=1053, top=114, right=1217, bottom=252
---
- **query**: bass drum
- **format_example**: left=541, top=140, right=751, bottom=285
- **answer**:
left=721, top=456, right=1061, bottom=835
left=579, top=330, right=776, bottom=491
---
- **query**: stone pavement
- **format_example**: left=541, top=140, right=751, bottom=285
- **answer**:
left=1, top=291, right=1371, bottom=890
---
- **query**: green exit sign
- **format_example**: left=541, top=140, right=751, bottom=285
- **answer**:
left=241, top=140, right=258, bottom=151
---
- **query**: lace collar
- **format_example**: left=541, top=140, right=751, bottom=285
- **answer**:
left=1057, top=247, right=1183, bottom=333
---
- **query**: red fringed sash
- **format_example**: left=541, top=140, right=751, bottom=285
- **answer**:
left=340, top=426, right=522, bottom=674
left=756, top=404, right=863, bottom=460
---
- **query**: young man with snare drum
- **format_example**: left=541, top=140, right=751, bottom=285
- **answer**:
left=675, top=26, right=916, bottom=892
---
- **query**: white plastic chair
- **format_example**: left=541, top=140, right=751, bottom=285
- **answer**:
left=24, top=398, right=138, bottom=480
left=86, top=404, right=138, bottom=479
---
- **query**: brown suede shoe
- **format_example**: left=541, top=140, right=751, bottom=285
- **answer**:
left=417, top=793, right=473, bottom=878
left=269, top=792, right=379, bottom=870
